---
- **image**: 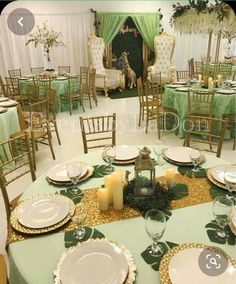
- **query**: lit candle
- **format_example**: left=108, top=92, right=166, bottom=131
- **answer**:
left=217, top=74, right=221, bottom=81
left=198, top=74, right=202, bottom=82
left=97, top=187, right=109, bottom=211
left=165, top=169, right=175, bottom=189
left=104, top=175, right=114, bottom=205
left=112, top=169, right=124, bottom=210
left=208, top=77, right=213, bottom=89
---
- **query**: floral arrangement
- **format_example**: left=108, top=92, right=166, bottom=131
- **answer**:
left=25, top=22, right=65, bottom=61
left=170, top=0, right=234, bottom=34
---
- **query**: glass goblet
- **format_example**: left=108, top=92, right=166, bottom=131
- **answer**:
left=153, top=147, right=164, bottom=166
left=67, top=162, right=82, bottom=195
left=212, top=196, right=233, bottom=241
left=103, top=145, right=116, bottom=173
left=189, top=149, right=202, bottom=173
left=224, top=165, right=236, bottom=201
left=72, top=209, right=87, bottom=240
left=145, top=209, right=166, bottom=256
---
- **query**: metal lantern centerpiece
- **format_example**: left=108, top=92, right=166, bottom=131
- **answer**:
left=134, top=147, right=156, bottom=198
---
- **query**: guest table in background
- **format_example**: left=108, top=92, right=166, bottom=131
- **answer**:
left=8, top=146, right=235, bottom=284
left=0, top=106, right=20, bottom=142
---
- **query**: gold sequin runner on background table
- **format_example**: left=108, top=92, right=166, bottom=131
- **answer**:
left=7, top=173, right=214, bottom=244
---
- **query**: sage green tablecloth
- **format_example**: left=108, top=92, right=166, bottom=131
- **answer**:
left=19, top=79, right=70, bottom=112
left=8, top=146, right=235, bottom=284
left=0, top=107, right=20, bottom=142
left=163, top=87, right=236, bottom=138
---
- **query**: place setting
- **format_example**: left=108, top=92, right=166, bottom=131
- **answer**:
left=0, top=99, right=18, bottom=108
left=0, top=106, right=8, bottom=114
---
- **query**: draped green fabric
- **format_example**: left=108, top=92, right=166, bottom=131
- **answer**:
left=132, top=14, right=159, bottom=50
left=96, top=13, right=159, bottom=49
left=97, top=13, right=127, bottom=45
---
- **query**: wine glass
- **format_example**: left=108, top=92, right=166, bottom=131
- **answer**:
left=144, top=209, right=166, bottom=256
left=212, top=196, right=233, bottom=241
left=189, top=149, right=202, bottom=173
left=153, top=147, right=164, bottom=165
left=67, top=162, right=82, bottom=195
left=103, top=145, right=116, bottom=173
left=72, top=209, right=87, bottom=240
left=224, top=165, right=236, bottom=201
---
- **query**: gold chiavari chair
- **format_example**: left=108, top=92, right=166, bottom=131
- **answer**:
left=201, top=56, right=211, bottom=64
left=8, top=68, right=22, bottom=78
left=0, top=132, right=36, bottom=224
left=58, top=65, right=71, bottom=75
left=46, top=88, right=61, bottom=145
left=89, top=68, right=97, bottom=106
left=188, top=58, right=195, bottom=79
left=33, top=77, right=51, bottom=97
left=184, top=116, right=227, bottom=157
left=176, top=70, right=191, bottom=81
left=31, top=66, right=44, bottom=76
left=0, top=254, right=7, bottom=284
left=80, top=113, right=116, bottom=153
left=137, top=77, right=146, bottom=126
left=5, top=77, right=23, bottom=104
left=80, top=67, right=91, bottom=109
left=60, top=75, right=85, bottom=115
left=218, top=63, right=233, bottom=80
left=0, top=75, right=7, bottom=97
left=195, top=61, right=203, bottom=76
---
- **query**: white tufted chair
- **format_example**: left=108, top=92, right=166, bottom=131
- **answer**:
left=147, top=32, right=176, bottom=84
left=88, top=35, right=125, bottom=96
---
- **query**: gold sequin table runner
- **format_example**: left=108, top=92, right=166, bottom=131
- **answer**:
left=7, top=173, right=214, bottom=244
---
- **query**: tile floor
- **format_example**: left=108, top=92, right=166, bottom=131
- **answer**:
left=0, top=93, right=235, bottom=255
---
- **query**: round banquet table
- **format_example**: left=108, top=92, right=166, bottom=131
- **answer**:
left=163, top=86, right=236, bottom=138
left=8, top=146, right=236, bottom=284
left=0, top=106, right=20, bottom=143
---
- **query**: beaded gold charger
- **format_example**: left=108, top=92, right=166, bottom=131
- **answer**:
left=8, top=174, right=214, bottom=244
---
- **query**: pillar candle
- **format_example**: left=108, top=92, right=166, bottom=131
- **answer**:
left=198, top=74, right=202, bottom=82
left=97, top=187, right=109, bottom=211
left=104, top=175, right=114, bottom=205
left=112, top=169, right=124, bottom=210
left=217, top=74, right=221, bottom=81
left=165, top=169, right=175, bottom=189
left=208, top=77, right=213, bottom=89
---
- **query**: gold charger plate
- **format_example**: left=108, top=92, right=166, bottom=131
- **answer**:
left=206, top=169, right=228, bottom=190
left=54, top=238, right=136, bottom=284
left=10, top=194, right=75, bottom=234
left=159, top=243, right=236, bottom=284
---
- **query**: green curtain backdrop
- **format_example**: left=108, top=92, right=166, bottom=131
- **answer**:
left=96, top=12, right=159, bottom=49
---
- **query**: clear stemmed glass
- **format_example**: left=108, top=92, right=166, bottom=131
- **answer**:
left=212, top=196, right=233, bottom=241
left=153, top=147, right=164, bottom=166
left=189, top=149, right=202, bottom=173
left=145, top=209, right=166, bottom=256
left=103, top=145, right=116, bottom=173
left=67, top=162, right=82, bottom=195
left=72, top=209, right=87, bottom=240
left=224, top=165, right=236, bottom=201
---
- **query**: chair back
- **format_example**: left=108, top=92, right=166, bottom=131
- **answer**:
left=33, top=77, right=51, bottom=97
left=88, top=35, right=105, bottom=74
left=89, top=68, right=96, bottom=91
left=0, top=75, right=7, bottom=96
left=0, top=254, right=7, bottom=284
left=0, top=132, right=36, bottom=222
left=8, top=68, right=21, bottom=78
left=187, top=89, right=215, bottom=117
left=29, top=97, right=50, bottom=130
left=80, top=67, right=90, bottom=93
left=80, top=113, right=116, bottom=153
left=46, top=88, right=57, bottom=120
left=184, top=116, right=227, bottom=157
left=137, top=77, right=145, bottom=106
left=177, top=70, right=191, bottom=81
left=218, top=63, right=233, bottom=80
left=58, top=65, right=71, bottom=75
left=68, top=75, right=80, bottom=95
left=188, top=58, right=195, bottom=78
left=31, top=66, right=44, bottom=75
left=195, top=61, right=203, bottom=75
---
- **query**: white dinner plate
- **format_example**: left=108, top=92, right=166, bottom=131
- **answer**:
left=172, top=81, right=187, bottom=85
left=164, top=147, right=200, bottom=164
left=46, top=162, right=91, bottom=183
left=166, top=84, right=182, bottom=89
left=54, top=77, right=67, bottom=81
left=24, top=74, right=34, bottom=78
left=0, top=97, right=9, bottom=102
left=0, top=100, right=18, bottom=107
left=57, top=239, right=128, bottom=284
left=175, top=87, right=189, bottom=92
left=18, top=77, right=28, bottom=80
left=16, top=195, right=71, bottom=229
left=168, top=247, right=236, bottom=284
left=209, top=165, right=226, bottom=185
left=216, top=89, right=235, bottom=94
left=108, top=145, right=139, bottom=161
left=0, top=107, right=8, bottom=114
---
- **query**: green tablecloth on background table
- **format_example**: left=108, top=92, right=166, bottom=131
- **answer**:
left=163, top=87, right=236, bottom=138
left=8, top=146, right=235, bottom=284
left=19, top=79, right=76, bottom=112
left=0, top=107, right=20, bottom=142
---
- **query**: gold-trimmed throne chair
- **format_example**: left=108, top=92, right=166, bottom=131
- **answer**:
left=88, top=35, right=124, bottom=97
left=147, top=32, right=176, bottom=84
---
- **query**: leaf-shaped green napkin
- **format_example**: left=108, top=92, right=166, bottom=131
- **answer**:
left=93, top=165, right=110, bottom=178
left=205, top=220, right=236, bottom=245
left=169, top=183, right=188, bottom=200
left=58, top=189, right=84, bottom=204
left=209, top=184, right=236, bottom=200
left=178, top=166, right=206, bottom=178
left=64, top=227, right=105, bottom=248
left=141, top=241, right=178, bottom=271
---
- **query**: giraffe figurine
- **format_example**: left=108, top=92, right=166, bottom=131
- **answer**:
left=121, top=52, right=136, bottom=89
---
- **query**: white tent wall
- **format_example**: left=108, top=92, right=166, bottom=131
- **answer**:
left=0, top=1, right=227, bottom=78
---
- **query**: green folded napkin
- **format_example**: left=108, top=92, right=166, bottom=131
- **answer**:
left=178, top=166, right=206, bottom=178
left=209, top=184, right=236, bottom=200
left=92, top=165, right=111, bottom=178
left=205, top=220, right=236, bottom=245
left=141, top=241, right=179, bottom=271
left=58, top=188, right=84, bottom=204
left=64, top=227, right=105, bottom=248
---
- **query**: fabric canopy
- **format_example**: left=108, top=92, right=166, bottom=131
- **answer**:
left=96, top=12, right=159, bottom=50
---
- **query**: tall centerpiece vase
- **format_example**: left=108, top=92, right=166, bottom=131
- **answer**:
left=44, top=49, right=54, bottom=72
